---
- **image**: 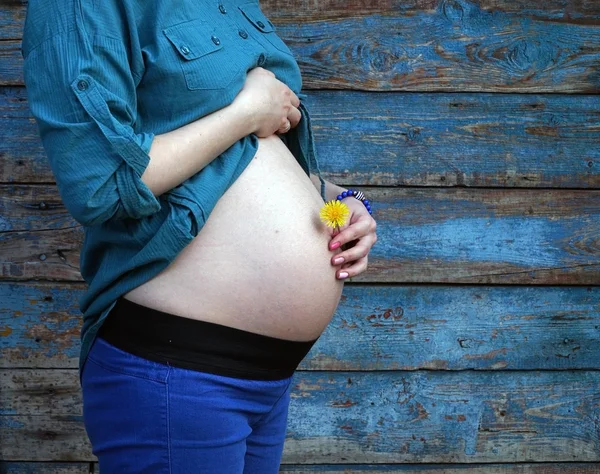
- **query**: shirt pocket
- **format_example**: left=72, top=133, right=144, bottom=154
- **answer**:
left=163, top=18, right=246, bottom=91
left=237, top=2, right=295, bottom=58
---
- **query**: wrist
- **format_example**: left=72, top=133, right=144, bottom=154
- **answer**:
left=337, top=189, right=372, bottom=215
left=228, top=97, right=257, bottom=136
left=328, top=183, right=347, bottom=202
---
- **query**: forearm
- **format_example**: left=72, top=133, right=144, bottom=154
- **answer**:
left=309, top=174, right=347, bottom=202
left=142, top=102, right=254, bottom=196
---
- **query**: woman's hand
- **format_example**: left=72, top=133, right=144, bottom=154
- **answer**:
left=232, top=67, right=301, bottom=137
left=329, top=198, right=377, bottom=280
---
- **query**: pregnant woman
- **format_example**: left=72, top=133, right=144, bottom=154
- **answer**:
left=22, top=0, right=377, bottom=472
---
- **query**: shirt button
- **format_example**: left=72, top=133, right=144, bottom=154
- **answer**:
left=238, top=29, right=248, bottom=39
left=180, top=45, right=190, bottom=55
left=218, top=4, right=227, bottom=14
left=257, top=20, right=265, bottom=28
left=211, top=35, right=221, bottom=45
left=257, top=53, right=266, bottom=66
left=77, top=80, right=88, bottom=91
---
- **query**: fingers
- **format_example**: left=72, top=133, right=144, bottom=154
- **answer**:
left=329, top=217, right=376, bottom=251
left=276, top=102, right=302, bottom=134
left=277, top=119, right=291, bottom=134
left=329, top=213, right=377, bottom=279
left=288, top=105, right=302, bottom=128
left=284, top=88, right=301, bottom=129
left=331, top=235, right=376, bottom=269
left=258, top=69, right=301, bottom=132
left=336, top=255, right=369, bottom=280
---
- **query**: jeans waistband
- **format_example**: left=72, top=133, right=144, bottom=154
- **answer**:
left=97, top=297, right=319, bottom=380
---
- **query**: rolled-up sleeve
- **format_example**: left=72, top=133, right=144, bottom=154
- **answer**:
left=22, top=32, right=161, bottom=227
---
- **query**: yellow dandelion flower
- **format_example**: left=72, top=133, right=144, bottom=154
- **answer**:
left=320, top=200, right=350, bottom=228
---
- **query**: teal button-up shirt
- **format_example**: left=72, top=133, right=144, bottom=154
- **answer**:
left=22, top=0, right=327, bottom=374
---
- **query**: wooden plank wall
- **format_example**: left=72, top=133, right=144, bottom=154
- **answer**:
left=1, top=0, right=600, bottom=472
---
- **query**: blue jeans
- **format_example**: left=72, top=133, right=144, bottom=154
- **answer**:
left=81, top=336, right=294, bottom=473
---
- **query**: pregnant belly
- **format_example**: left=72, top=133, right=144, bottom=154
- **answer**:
left=123, top=134, right=345, bottom=341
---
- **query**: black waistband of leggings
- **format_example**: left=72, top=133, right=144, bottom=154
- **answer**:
left=97, top=297, right=319, bottom=380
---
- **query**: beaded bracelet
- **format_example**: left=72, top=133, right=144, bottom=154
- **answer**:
left=336, top=189, right=372, bottom=215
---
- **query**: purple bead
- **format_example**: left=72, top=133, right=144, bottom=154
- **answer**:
left=342, top=191, right=348, bottom=198
left=363, top=200, right=370, bottom=206
left=336, top=194, right=343, bottom=201
left=348, top=189, right=354, bottom=195
left=366, top=205, right=371, bottom=211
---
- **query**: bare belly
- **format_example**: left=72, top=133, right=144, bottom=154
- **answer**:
left=123, top=134, right=344, bottom=341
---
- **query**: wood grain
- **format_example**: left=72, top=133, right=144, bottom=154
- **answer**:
left=0, top=463, right=91, bottom=473
left=0, top=415, right=91, bottom=462
left=0, top=40, right=21, bottom=86
left=1, top=186, right=598, bottom=283
left=280, top=5, right=600, bottom=93
left=4, top=0, right=600, bottom=40
left=2, top=88, right=600, bottom=187
left=3, top=0, right=600, bottom=91
left=0, top=185, right=77, bottom=231
left=0, top=88, right=52, bottom=184
left=2, top=370, right=600, bottom=462
left=3, top=462, right=600, bottom=474
left=0, top=226, right=82, bottom=281
left=261, top=0, right=600, bottom=21
left=278, top=466, right=600, bottom=474
left=305, top=92, right=600, bottom=188
left=2, top=282, right=599, bottom=371
left=1, top=370, right=81, bottom=415
left=0, top=0, right=25, bottom=40
left=0, top=283, right=85, bottom=369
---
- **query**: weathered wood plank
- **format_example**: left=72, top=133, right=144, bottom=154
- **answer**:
left=287, top=370, right=600, bottom=464
left=3, top=88, right=600, bottom=187
left=0, top=0, right=26, bottom=40
left=1, top=187, right=599, bottom=284
left=0, top=185, right=77, bottom=231
left=0, top=415, right=92, bottom=462
left=2, top=282, right=599, bottom=371
left=1, top=370, right=81, bottom=415
left=308, top=92, right=600, bottom=188
left=0, top=40, right=22, bottom=86
left=5, top=0, right=600, bottom=40
left=285, top=7, right=600, bottom=93
left=306, top=285, right=600, bottom=371
left=3, top=462, right=600, bottom=473
left=363, top=187, right=600, bottom=284
left=0, top=88, right=54, bottom=182
left=0, top=226, right=82, bottom=281
left=3, top=1, right=600, bottom=91
left=278, top=466, right=600, bottom=474
left=263, top=0, right=600, bottom=20
left=0, top=463, right=91, bottom=473
left=0, top=87, right=53, bottom=183
left=2, top=370, right=600, bottom=462
left=0, top=283, right=84, bottom=368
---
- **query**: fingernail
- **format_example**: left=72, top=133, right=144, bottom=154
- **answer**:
left=338, top=272, right=349, bottom=279
left=330, top=241, right=341, bottom=250
left=333, top=257, right=344, bottom=265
